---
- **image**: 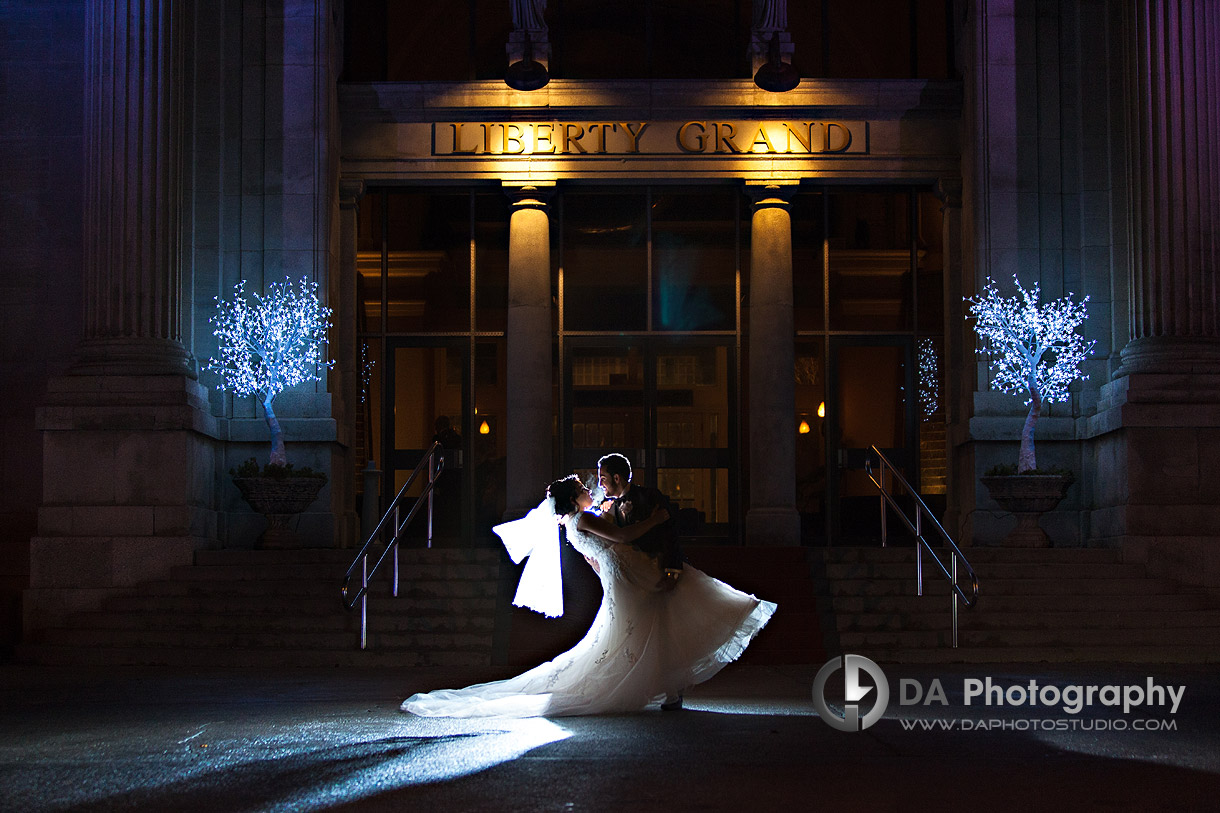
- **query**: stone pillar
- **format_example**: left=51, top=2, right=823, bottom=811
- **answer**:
left=75, top=0, right=193, bottom=378
left=504, top=184, right=555, bottom=521
left=745, top=182, right=800, bottom=545
left=1094, top=1, right=1220, bottom=587
left=335, top=179, right=366, bottom=548
left=26, top=0, right=219, bottom=632
left=1118, top=0, right=1220, bottom=373
left=936, top=179, right=970, bottom=543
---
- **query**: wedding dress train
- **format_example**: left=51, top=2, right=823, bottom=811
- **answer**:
left=402, top=515, right=776, bottom=717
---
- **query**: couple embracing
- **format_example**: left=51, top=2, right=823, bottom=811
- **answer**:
left=402, top=452, right=776, bottom=719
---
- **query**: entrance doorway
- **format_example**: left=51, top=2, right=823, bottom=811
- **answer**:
left=797, top=337, right=920, bottom=544
left=563, top=338, right=737, bottom=543
left=383, top=340, right=471, bottom=545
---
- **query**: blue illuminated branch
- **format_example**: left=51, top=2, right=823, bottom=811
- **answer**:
left=966, top=276, right=1094, bottom=473
left=918, top=338, right=940, bottom=419
left=206, top=277, right=334, bottom=466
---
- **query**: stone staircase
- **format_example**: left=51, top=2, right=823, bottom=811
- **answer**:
left=821, top=545, right=1220, bottom=663
left=18, top=548, right=501, bottom=668
left=22, top=542, right=1216, bottom=669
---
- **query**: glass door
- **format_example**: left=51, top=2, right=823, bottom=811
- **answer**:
left=384, top=340, right=471, bottom=545
left=826, top=337, right=917, bottom=544
left=564, top=338, right=736, bottom=542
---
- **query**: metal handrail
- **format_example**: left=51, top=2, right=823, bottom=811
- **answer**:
left=865, top=445, right=979, bottom=648
left=341, top=441, right=445, bottom=649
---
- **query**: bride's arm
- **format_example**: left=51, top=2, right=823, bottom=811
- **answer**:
left=575, top=507, right=669, bottom=546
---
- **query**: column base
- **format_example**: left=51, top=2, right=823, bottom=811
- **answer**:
left=70, top=337, right=197, bottom=378
left=28, top=374, right=221, bottom=634
left=745, top=507, right=801, bottom=546
left=1115, top=336, right=1220, bottom=376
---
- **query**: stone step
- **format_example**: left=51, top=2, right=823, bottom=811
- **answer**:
left=824, top=561, right=1144, bottom=581
left=37, top=626, right=493, bottom=652
left=866, top=645, right=1220, bottom=664
left=138, top=577, right=500, bottom=599
left=817, top=546, right=1122, bottom=564
left=830, top=592, right=1217, bottom=614
left=194, top=547, right=501, bottom=566
left=16, top=643, right=492, bottom=669
left=838, top=624, right=1220, bottom=650
left=171, top=562, right=499, bottom=582
left=102, top=592, right=498, bottom=617
left=828, top=576, right=1180, bottom=597
left=839, top=608, right=1220, bottom=633
left=65, top=610, right=496, bottom=635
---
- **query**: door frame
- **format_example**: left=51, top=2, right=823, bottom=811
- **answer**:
left=561, top=335, right=739, bottom=541
left=383, top=337, right=473, bottom=544
left=825, top=334, right=917, bottom=543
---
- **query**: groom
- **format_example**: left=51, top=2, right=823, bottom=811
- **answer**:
left=597, top=452, right=686, bottom=711
left=596, top=453, right=683, bottom=587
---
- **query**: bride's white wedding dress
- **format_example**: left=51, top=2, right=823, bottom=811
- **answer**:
left=402, top=514, right=777, bottom=717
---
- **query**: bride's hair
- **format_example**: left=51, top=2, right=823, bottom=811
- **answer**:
left=546, top=474, right=583, bottom=517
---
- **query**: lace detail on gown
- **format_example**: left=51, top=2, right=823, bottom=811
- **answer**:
left=402, top=513, right=776, bottom=718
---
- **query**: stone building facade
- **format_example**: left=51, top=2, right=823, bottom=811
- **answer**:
left=1, top=0, right=1216, bottom=649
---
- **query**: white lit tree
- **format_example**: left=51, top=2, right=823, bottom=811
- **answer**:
left=206, top=276, right=334, bottom=467
left=967, top=276, right=1095, bottom=473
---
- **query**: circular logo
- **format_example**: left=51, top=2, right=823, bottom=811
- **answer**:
left=812, top=654, right=890, bottom=731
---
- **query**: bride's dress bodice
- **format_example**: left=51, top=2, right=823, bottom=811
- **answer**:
left=564, top=513, right=665, bottom=596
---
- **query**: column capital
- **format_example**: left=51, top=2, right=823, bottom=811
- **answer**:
left=744, top=181, right=798, bottom=211
left=934, top=177, right=963, bottom=209
left=339, top=178, right=366, bottom=210
left=503, top=182, right=556, bottom=211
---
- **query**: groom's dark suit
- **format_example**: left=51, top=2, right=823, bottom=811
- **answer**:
left=611, top=484, right=684, bottom=573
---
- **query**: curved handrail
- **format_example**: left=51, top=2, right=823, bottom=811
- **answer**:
left=341, top=442, right=445, bottom=613
left=865, top=446, right=979, bottom=647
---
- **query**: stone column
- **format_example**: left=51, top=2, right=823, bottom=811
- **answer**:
left=27, top=0, right=218, bottom=633
left=936, top=179, right=969, bottom=542
left=1119, top=0, right=1220, bottom=373
left=504, top=184, right=555, bottom=521
left=745, top=182, right=800, bottom=545
left=335, top=179, right=366, bottom=548
left=1094, top=1, right=1220, bottom=588
left=75, top=0, right=193, bottom=377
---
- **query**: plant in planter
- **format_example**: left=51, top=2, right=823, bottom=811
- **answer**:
left=967, top=276, right=1094, bottom=546
left=206, top=276, right=334, bottom=547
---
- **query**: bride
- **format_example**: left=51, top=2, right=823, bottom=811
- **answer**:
left=402, top=475, right=777, bottom=717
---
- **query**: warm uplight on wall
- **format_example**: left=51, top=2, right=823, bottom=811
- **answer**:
left=798, top=420, right=811, bottom=434
left=479, top=420, right=491, bottom=435
left=817, top=401, right=825, bottom=418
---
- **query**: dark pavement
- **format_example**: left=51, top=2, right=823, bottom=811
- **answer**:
left=1, top=660, right=1217, bottom=811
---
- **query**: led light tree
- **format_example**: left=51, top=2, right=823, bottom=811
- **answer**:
left=967, top=276, right=1095, bottom=473
left=206, top=276, right=334, bottom=467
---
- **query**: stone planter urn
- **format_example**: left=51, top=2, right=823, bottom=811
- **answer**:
left=980, top=474, right=1073, bottom=547
left=233, top=476, right=326, bottom=548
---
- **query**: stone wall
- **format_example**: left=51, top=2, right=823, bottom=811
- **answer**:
left=961, top=0, right=1130, bottom=547
left=186, top=0, right=350, bottom=549
left=0, top=1, right=87, bottom=650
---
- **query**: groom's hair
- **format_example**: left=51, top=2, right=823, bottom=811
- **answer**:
left=597, top=453, right=632, bottom=483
